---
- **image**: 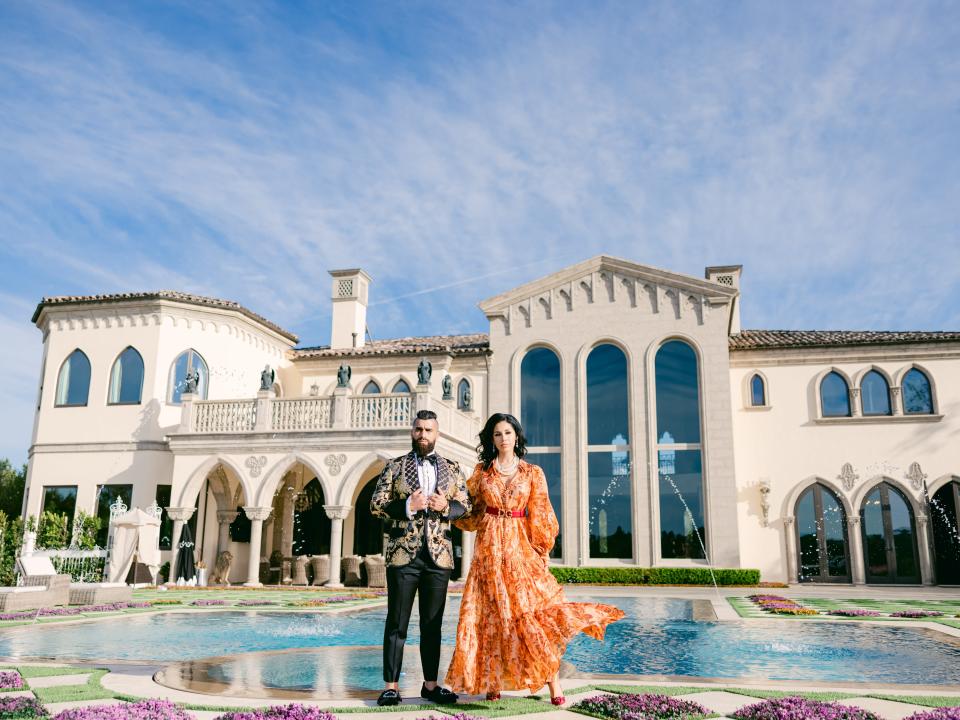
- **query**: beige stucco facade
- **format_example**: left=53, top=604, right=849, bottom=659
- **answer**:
left=23, top=258, right=960, bottom=586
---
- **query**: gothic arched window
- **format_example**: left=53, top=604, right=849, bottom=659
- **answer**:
left=362, top=380, right=381, bottom=394
left=108, top=347, right=144, bottom=405
left=168, top=349, right=208, bottom=404
left=860, top=371, right=891, bottom=416
left=55, top=349, right=91, bottom=407
left=391, top=379, right=411, bottom=393
left=902, top=368, right=933, bottom=414
left=750, top=373, right=766, bottom=407
left=820, top=371, right=850, bottom=417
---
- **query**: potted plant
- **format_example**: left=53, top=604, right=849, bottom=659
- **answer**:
left=196, top=560, right=208, bottom=586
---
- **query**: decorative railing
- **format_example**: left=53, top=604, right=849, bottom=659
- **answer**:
left=194, top=400, right=257, bottom=432
left=350, top=393, right=412, bottom=428
left=35, top=549, right=108, bottom=583
left=272, top=398, right=333, bottom=430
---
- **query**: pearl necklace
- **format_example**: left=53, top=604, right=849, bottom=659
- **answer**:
left=495, top=457, right=519, bottom=475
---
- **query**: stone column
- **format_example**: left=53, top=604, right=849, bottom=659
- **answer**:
left=848, top=516, right=866, bottom=585
left=323, top=505, right=352, bottom=588
left=242, top=506, right=273, bottom=587
left=849, top=388, right=861, bottom=417
left=165, top=507, right=196, bottom=582
left=254, top=389, right=274, bottom=432
left=178, top=393, right=196, bottom=433
left=216, top=511, right=239, bottom=556
left=890, top=386, right=903, bottom=415
left=782, top=517, right=798, bottom=584
left=332, top=386, right=349, bottom=429
left=414, top=386, right=431, bottom=414
left=460, top=530, right=475, bottom=581
left=916, top=514, right=935, bottom=586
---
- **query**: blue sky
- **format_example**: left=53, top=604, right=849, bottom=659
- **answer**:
left=1, top=1, right=959, bottom=463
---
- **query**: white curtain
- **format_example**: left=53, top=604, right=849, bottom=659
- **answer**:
left=108, top=357, right=122, bottom=404
left=56, top=357, right=71, bottom=406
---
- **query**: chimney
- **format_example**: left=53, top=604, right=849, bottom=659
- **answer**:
left=329, top=269, right=372, bottom=349
left=705, top=265, right=742, bottom=335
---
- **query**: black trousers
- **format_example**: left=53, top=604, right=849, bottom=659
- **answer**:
left=383, top=545, right=451, bottom=683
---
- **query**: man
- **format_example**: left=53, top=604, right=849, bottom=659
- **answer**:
left=370, top=409, right=471, bottom=706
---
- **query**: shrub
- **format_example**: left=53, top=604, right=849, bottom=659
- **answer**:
left=827, top=609, right=880, bottom=617
left=574, top=693, right=709, bottom=719
left=0, top=695, right=47, bottom=718
left=191, top=599, right=227, bottom=606
left=903, top=709, right=960, bottom=720
left=214, top=705, right=336, bottom=720
left=549, top=567, right=760, bottom=586
left=731, top=696, right=880, bottom=719
left=891, top=610, right=943, bottom=618
left=52, top=699, right=192, bottom=719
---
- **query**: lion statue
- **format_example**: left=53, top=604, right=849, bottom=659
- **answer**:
left=211, top=550, right=233, bottom=585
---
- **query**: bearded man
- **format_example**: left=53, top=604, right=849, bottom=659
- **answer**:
left=370, top=409, right=470, bottom=706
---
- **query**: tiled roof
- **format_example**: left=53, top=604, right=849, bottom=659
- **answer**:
left=294, top=333, right=490, bottom=358
left=31, top=291, right=298, bottom=342
left=730, top=330, right=960, bottom=350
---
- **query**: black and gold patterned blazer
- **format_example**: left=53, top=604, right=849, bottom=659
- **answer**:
left=370, top=451, right=471, bottom=569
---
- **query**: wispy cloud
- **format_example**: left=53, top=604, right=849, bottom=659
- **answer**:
left=0, top=0, right=958, bottom=460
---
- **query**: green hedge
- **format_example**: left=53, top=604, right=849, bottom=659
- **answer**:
left=549, top=566, right=760, bottom=586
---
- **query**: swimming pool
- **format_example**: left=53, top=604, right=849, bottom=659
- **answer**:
left=2, top=597, right=958, bottom=689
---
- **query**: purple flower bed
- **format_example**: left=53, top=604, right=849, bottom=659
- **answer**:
left=0, top=612, right=35, bottom=622
left=190, top=599, right=227, bottom=606
left=0, top=672, right=24, bottom=690
left=416, top=715, right=480, bottom=720
left=730, top=696, right=880, bottom=720
left=903, top=708, right=960, bottom=720
left=52, top=699, right=191, bottom=720
left=213, top=705, right=336, bottom=720
left=574, top=693, right=709, bottom=719
left=0, top=694, right=47, bottom=718
left=827, top=609, right=881, bottom=617
left=891, top=610, right=944, bottom=618
left=234, top=600, right=279, bottom=607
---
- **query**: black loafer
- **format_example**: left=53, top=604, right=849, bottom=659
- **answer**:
left=377, top=689, right=402, bottom=706
left=421, top=684, right=458, bottom=704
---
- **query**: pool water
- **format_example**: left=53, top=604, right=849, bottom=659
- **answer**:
left=1, top=597, right=958, bottom=687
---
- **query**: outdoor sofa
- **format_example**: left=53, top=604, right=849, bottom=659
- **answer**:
left=17, top=556, right=133, bottom=606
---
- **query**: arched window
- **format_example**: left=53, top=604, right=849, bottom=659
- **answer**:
left=587, top=343, right=631, bottom=559
left=902, top=368, right=933, bottom=414
left=861, top=482, right=920, bottom=583
left=168, top=349, right=208, bottom=404
left=655, top=340, right=705, bottom=560
left=795, top=483, right=849, bottom=582
left=457, top=379, right=472, bottom=410
left=362, top=380, right=381, bottom=394
left=55, top=349, right=91, bottom=407
left=820, top=371, right=850, bottom=417
left=520, top=347, right=562, bottom=559
left=860, top=370, right=891, bottom=416
left=108, top=347, right=144, bottom=405
left=391, top=379, right=411, bottom=393
left=750, top=373, right=766, bottom=407
left=931, top=479, right=960, bottom=584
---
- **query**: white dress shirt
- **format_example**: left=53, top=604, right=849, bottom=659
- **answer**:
left=406, top=453, right=438, bottom=519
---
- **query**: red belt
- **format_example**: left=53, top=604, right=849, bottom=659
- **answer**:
left=486, top=507, right=527, bottom=518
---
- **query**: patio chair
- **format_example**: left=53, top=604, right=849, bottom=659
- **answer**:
left=0, top=566, right=71, bottom=612
left=17, top=556, right=132, bottom=606
left=341, top=555, right=362, bottom=587
left=363, top=554, right=386, bottom=588
left=291, top=556, right=309, bottom=586
left=309, top=555, right=330, bottom=586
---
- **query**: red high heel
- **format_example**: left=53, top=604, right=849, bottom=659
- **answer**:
left=550, top=696, right=566, bottom=706
left=485, top=691, right=501, bottom=701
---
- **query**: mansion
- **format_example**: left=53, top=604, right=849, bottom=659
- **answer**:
left=23, top=256, right=960, bottom=586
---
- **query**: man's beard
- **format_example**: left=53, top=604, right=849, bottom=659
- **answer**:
left=412, top=437, right=436, bottom=457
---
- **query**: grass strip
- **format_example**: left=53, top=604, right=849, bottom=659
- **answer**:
left=31, top=669, right=115, bottom=704
left=869, top=695, right=960, bottom=708
left=590, top=684, right=708, bottom=696
left=7, top=666, right=91, bottom=679
left=722, top=688, right=858, bottom=701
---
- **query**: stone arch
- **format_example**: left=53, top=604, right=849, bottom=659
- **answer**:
left=335, top=450, right=394, bottom=506
left=852, top=364, right=894, bottom=387
left=893, top=363, right=939, bottom=414
left=510, top=340, right=566, bottom=425
left=781, top=475, right=854, bottom=520
left=256, top=453, right=331, bottom=507
left=384, top=374, right=415, bottom=393
left=851, top=475, right=923, bottom=516
left=742, top=369, right=771, bottom=408
left=929, top=473, right=960, bottom=497
left=176, top=455, right=250, bottom=510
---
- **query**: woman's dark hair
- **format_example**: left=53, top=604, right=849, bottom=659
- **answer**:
left=477, top=413, right=527, bottom=468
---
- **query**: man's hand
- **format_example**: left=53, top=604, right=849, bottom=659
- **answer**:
left=408, top=490, right=428, bottom=513
left=427, top=491, right=448, bottom=513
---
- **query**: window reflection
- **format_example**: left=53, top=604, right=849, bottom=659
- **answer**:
left=520, top=348, right=561, bottom=447
left=820, top=372, right=850, bottom=417
left=861, top=371, right=891, bottom=416
left=658, top=450, right=705, bottom=559
left=655, top=341, right=700, bottom=443
left=109, top=347, right=144, bottom=405
left=169, top=350, right=208, bottom=404
left=55, top=349, right=91, bottom=407
left=362, top=381, right=380, bottom=394
left=902, top=369, right=933, bottom=414
left=795, top=483, right=848, bottom=582
left=750, top=374, right=766, bottom=406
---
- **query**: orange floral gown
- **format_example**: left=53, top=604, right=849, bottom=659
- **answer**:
left=444, top=460, right=624, bottom=695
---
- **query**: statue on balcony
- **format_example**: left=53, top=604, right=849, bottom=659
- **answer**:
left=442, top=374, right=453, bottom=400
left=417, top=358, right=432, bottom=386
left=337, top=363, right=352, bottom=388
left=260, top=365, right=275, bottom=392
left=184, top=369, right=199, bottom=395
left=462, top=386, right=472, bottom=411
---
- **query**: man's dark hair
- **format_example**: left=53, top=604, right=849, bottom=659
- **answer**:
left=413, top=409, right=438, bottom=425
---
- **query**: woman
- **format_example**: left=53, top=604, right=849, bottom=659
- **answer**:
left=445, top=413, right=624, bottom=704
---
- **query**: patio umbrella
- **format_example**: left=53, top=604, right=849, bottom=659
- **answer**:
left=175, top=523, right=196, bottom=583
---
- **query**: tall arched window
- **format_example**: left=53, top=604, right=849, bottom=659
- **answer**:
left=656, top=340, right=705, bottom=559
left=820, top=371, right=851, bottom=417
left=108, top=347, right=144, bottom=405
left=457, top=379, right=472, bottom=410
left=861, top=482, right=920, bottom=583
left=55, top=349, right=91, bottom=407
left=520, top=347, right=562, bottom=559
left=795, top=483, right=849, bottom=583
left=168, top=349, right=208, bottom=404
left=587, top=343, right=631, bottom=559
left=902, top=368, right=933, bottom=414
left=860, top=370, right=891, bottom=416
left=750, top=373, right=766, bottom=407
left=362, top=380, right=381, bottom=394
left=391, top=379, right=411, bottom=393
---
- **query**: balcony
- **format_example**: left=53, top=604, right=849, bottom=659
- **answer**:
left=174, top=389, right=479, bottom=440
